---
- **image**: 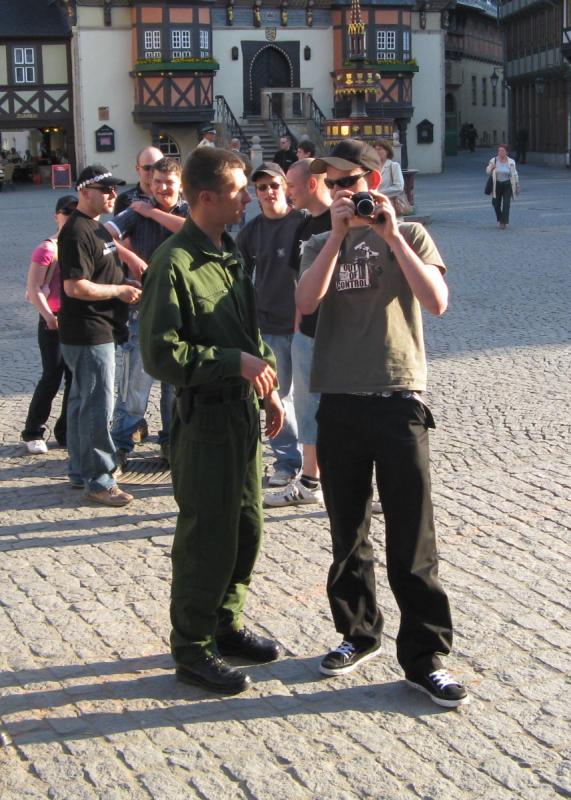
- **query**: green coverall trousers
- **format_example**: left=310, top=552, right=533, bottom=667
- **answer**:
left=169, top=393, right=263, bottom=666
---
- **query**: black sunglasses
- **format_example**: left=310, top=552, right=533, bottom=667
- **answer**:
left=255, top=181, right=282, bottom=192
left=89, top=185, right=117, bottom=194
left=138, top=164, right=156, bottom=172
left=324, top=171, right=370, bottom=190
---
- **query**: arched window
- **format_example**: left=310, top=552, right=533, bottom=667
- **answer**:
left=157, top=133, right=180, bottom=158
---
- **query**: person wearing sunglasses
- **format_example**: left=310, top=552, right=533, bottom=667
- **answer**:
left=58, top=165, right=142, bottom=507
left=113, top=145, right=164, bottom=216
left=236, top=162, right=305, bottom=488
left=296, top=139, right=469, bottom=708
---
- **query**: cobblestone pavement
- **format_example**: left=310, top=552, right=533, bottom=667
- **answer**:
left=0, top=153, right=570, bottom=800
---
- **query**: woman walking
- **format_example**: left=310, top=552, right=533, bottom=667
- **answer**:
left=486, top=144, right=520, bottom=229
left=21, top=195, right=77, bottom=453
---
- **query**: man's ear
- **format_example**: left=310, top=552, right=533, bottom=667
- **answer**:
left=198, top=189, right=216, bottom=207
left=367, top=170, right=382, bottom=191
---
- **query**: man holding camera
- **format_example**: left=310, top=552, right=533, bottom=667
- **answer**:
left=296, top=139, right=469, bottom=707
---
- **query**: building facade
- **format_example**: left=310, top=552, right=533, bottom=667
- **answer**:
left=501, top=0, right=571, bottom=165
left=0, top=0, right=74, bottom=173
left=445, top=0, right=508, bottom=154
left=1, top=0, right=462, bottom=180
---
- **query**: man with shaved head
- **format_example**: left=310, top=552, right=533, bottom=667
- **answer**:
left=114, top=145, right=164, bottom=215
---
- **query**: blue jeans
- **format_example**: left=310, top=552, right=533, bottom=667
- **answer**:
left=262, top=333, right=302, bottom=475
left=61, top=342, right=118, bottom=492
left=112, top=313, right=173, bottom=453
left=291, top=331, right=320, bottom=446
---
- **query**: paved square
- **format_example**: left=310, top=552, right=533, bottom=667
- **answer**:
left=0, top=154, right=570, bottom=799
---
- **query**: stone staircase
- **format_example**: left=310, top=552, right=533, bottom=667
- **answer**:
left=239, top=117, right=278, bottom=162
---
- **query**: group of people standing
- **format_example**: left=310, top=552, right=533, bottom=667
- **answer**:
left=20, top=133, right=470, bottom=709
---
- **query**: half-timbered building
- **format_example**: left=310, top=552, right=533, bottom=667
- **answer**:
left=0, top=0, right=74, bottom=174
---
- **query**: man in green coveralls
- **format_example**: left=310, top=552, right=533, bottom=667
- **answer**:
left=139, top=147, right=285, bottom=694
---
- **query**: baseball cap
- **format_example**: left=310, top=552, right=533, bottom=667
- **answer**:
left=55, top=194, right=78, bottom=215
left=310, top=139, right=381, bottom=174
left=251, top=161, right=287, bottom=182
left=76, top=164, right=126, bottom=191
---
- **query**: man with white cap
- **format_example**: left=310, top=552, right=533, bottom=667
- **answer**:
left=197, top=125, right=217, bottom=148
left=58, top=165, right=142, bottom=507
left=297, top=139, right=469, bottom=708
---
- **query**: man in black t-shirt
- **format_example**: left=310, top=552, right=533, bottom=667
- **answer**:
left=273, top=136, right=297, bottom=172
left=59, top=165, right=142, bottom=507
left=263, top=158, right=331, bottom=508
left=236, top=162, right=305, bottom=486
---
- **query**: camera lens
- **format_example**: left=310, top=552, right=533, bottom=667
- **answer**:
left=352, top=192, right=375, bottom=217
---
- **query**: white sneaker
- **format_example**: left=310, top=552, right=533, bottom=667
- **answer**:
left=267, top=468, right=296, bottom=487
left=26, top=439, right=48, bottom=454
left=264, top=479, right=323, bottom=507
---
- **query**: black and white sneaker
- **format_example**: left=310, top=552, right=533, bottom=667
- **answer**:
left=406, top=668, right=470, bottom=708
left=319, top=640, right=382, bottom=676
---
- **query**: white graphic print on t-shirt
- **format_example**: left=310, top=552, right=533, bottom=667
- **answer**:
left=336, top=240, right=381, bottom=292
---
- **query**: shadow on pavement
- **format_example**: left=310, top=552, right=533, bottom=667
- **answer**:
left=1, top=655, right=448, bottom=745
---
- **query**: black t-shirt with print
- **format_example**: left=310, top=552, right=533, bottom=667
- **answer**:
left=58, top=210, right=128, bottom=346
left=297, top=208, right=332, bottom=338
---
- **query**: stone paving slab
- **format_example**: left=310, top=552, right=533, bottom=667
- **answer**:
left=0, top=154, right=570, bottom=799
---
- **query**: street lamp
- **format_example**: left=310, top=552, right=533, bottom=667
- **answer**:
left=490, top=68, right=500, bottom=90
left=534, top=76, right=546, bottom=95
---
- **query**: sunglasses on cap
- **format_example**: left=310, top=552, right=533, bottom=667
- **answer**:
left=323, top=171, right=370, bottom=190
left=255, top=181, right=282, bottom=192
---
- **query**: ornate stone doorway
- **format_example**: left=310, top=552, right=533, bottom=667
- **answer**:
left=242, top=42, right=299, bottom=117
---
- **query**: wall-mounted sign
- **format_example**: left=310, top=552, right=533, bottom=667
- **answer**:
left=95, top=125, right=115, bottom=152
left=416, top=119, right=434, bottom=145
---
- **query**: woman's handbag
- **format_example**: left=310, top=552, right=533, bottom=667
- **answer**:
left=484, top=158, right=495, bottom=195
left=393, top=192, right=413, bottom=216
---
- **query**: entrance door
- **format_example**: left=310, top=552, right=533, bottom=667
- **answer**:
left=247, top=46, right=292, bottom=116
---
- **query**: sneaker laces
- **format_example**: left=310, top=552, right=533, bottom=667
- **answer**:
left=333, top=641, right=357, bottom=659
left=429, top=669, right=461, bottom=689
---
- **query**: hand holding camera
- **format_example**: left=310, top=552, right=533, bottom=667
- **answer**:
left=351, top=192, right=384, bottom=223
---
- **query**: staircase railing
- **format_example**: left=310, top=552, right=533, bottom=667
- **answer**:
left=214, top=95, right=249, bottom=151
left=308, top=96, right=327, bottom=140
left=269, top=113, right=298, bottom=149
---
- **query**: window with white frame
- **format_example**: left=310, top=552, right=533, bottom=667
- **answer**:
left=171, top=29, right=192, bottom=58
left=13, top=47, right=36, bottom=84
left=199, top=29, right=210, bottom=58
left=402, top=30, right=410, bottom=60
left=376, top=30, right=396, bottom=60
left=144, top=29, right=162, bottom=59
